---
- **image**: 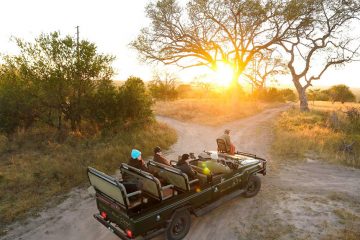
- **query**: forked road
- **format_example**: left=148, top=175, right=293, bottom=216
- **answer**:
left=2, top=105, right=360, bottom=240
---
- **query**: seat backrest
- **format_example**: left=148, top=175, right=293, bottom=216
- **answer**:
left=216, top=138, right=228, bottom=153
left=148, top=161, right=190, bottom=191
left=120, top=164, right=162, bottom=200
left=87, top=167, right=128, bottom=207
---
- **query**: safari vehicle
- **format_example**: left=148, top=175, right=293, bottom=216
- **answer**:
left=87, top=150, right=266, bottom=240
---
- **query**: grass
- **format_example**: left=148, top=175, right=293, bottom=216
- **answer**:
left=271, top=101, right=360, bottom=168
left=154, top=98, right=282, bottom=125
left=324, top=208, right=360, bottom=240
left=0, top=121, right=177, bottom=232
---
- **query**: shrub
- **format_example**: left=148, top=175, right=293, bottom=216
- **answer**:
left=328, top=85, right=356, bottom=103
left=119, top=76, right=153, bottom=125
left=252, top=87, right=285, bottom=102
left=0, top=134, right=8, bottom=154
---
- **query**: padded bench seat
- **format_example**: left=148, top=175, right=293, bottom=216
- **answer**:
left=87, top=167, right=142, bottom=210
left=120, top=163, right=176, bottom=201
left=148, top=161, right=199, bottom=192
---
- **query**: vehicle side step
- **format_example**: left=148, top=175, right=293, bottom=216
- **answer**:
left=193, top=189, right=245, bottom=217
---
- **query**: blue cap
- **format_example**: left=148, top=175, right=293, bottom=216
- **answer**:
left=131, top=149, right=141, bottom=159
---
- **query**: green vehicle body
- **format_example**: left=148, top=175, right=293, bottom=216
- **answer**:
left=88, top=151, right=267, bottom=240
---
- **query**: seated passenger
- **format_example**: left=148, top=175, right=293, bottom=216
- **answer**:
left=153, top=146, right=171, bottom=166
left=122, top=149, right=150, bottom=193
left=127, top=149, right=149, bottom=172
left=176, top=154, right=196, bottom=180
left=217, top=129, right=236, bottom=155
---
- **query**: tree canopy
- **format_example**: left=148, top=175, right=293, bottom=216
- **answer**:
left=132, top=0, right=360, bottom=110
left=0, top=32, right=153, bottom=134
left=131, top=0, right=294, bottom=86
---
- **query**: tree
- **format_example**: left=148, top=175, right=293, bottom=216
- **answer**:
left=243, top=49, right=288, bottom=90
left=4, top=32, right=115, bottom=131
left=0, top=32, right=116, bottom=133
left=278, top=0, right=360, bottom=111
left=131, top=0, right=294, bottom=88
left=0, top=63, right=40, bottom=133
left=148, top=71, right=178, bottom=100
left=327, top=84, right=356, bottom=103
left=119, top=77, right=153, bottom=125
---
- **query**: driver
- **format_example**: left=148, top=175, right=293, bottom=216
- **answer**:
left=218, top=129, right=236, bottom=155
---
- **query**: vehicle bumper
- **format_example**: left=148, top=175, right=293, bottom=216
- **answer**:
left=94, top=214, right=133, bottom=240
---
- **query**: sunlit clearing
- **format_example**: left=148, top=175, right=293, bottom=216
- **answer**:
left=213, top=62, right=234, bottom=88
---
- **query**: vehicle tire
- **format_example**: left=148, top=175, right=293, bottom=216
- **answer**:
left=165, top=209, right=191, bottom=240
left=243, top=175, right=261, bottom=198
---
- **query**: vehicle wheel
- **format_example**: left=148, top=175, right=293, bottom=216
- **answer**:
left=243, top=175, right=261, bottom=198
left=165, top=210, right=191, bottom=240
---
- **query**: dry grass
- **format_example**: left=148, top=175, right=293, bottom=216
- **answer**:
left=154, top=98, right=282, bottom=125
left=323, top=208, right=360, bottom=240
left=308, top=100, right=360, bottom=111
left=271, top=101, right=360, bottom=168
left=0, top=122, right=177, bottom=231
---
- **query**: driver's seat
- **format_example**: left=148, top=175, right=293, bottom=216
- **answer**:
left=216, top=138, right=228, bottom=153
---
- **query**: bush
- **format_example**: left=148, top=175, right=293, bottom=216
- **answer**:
left=252, top=87, right=286, bottom=102
left=148, top=72, right=178, bottom=101
left=328, top=85, right=356, bottom=103
left=344, top=107, right=360, bottom=133
left=279, top=88, right=297, bottom=102
left=0, top=134, right=8, bottom=154
left=119, top=76, right=153, bottom=125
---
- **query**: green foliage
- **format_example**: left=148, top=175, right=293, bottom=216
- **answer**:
left=148, top=71, right=178, bottom=100
left=328, top=85, right=356, bottom=104
left=0, top=32, right=154, bottom=135
left=307, top=85, right=356, bottom=103
left=0, top=121, right=176, bottom=228
left=279, top=88, right=297, bottom=102
left=0, top=62, right=44, bottom=133
left=251, top=87, right=296, bottom=102
left=272, top=108, right=360, bottom=168
left=148, top=81, right=178, bottom=100
left=119, top=76, right=153, bottom=125
left=343, top=107, right=360, bottom=133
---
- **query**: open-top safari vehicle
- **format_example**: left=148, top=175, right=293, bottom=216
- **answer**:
left=87, top=147, right=267, bottom=240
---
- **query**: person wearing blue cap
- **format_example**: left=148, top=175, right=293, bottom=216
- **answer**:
left=122, top=149, right=150, bottom=193
left=127, top=149, right=150, bottom=172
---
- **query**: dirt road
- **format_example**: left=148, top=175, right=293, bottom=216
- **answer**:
left=2, top=105, right=360, bottom=240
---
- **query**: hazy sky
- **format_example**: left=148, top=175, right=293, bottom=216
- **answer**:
left=0, top=0, right=359, bottom=88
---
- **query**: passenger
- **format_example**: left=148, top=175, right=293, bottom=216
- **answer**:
left=127, top=149, right=150, bottom=172
left=153, top=146, right=171, bottom=166
left=218, top=129, right=236, bottom=155
left=176, top=154, right=196, bottom=180
left=122, top=149, right=150, bottom=193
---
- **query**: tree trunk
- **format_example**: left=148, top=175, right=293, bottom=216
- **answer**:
left=293, top=78, right=309, bottom=112
left=297, top=87, right=309, bottom=111
left=230, top=71, right=242, bottom=103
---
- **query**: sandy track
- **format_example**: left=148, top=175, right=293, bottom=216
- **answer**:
left=2, top=105, right=360, bottom=240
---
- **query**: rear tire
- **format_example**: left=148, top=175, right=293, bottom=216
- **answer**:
left=243, top=175, right=261, bottom=198
left=165, top=209, right=191, bottom=240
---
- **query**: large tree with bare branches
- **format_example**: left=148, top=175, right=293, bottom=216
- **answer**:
left=278, top=0, right=360, bottom=111
left=243, top=49, right=288, bottom=90
left=131, top=0, right=292, bottom=88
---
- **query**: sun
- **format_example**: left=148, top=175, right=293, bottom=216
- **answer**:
left=212, top=62, right=234, bottom=88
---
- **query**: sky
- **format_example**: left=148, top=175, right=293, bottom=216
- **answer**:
left=0, top=0, right=359, bottom=88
